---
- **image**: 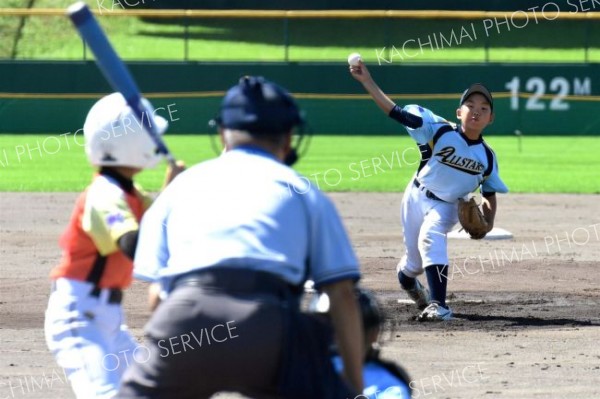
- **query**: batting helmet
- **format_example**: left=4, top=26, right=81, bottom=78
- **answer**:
left=83, top=92, right=167, bottom=169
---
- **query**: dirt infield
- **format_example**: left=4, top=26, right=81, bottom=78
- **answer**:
left=1, top=192, right=599, bottom=399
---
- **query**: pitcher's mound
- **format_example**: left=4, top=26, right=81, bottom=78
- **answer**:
left=448, top=227, right=513, bottom=240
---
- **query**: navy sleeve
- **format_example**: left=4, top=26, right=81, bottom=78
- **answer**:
left=388, top=105, right=423, bottom=129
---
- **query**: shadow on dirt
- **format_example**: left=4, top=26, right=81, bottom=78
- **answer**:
left=453, top=313, right=596, bottom=327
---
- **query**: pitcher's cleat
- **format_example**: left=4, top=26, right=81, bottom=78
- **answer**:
left=417, top=302, right=453, bottom=322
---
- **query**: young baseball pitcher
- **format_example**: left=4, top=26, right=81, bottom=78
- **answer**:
left=44, top=93, right=183, bottom=398
left=350, top=61, right=508, bottom=321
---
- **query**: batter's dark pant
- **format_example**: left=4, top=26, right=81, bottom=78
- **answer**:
left=117, top=268, right=356, bottom=399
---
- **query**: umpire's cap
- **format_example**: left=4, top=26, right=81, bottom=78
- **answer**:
left=216, top=76, right=303, bottom=134
left=460, top=83, right=494, bottom=111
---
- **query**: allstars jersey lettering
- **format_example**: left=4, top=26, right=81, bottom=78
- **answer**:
left=434, top=146, right=484, bottom=175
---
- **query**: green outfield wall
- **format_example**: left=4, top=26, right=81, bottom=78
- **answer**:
left=0, top=62, right=598, bottom=135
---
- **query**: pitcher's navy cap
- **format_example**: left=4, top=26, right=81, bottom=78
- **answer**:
left=216, top=76, right=303, bottom=134
left=460, top=83, right=494, bottom=111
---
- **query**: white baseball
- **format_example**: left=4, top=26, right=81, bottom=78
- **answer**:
left=347, top=52, right=362, bottom=66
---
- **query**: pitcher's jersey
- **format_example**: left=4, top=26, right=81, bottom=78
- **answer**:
left=50, top=173, right=152, bottom=289
left=395, top=104, right=508, bottom=202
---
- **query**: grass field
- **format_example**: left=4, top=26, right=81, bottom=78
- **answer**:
left=1, top=5, right=598, bottom=194
left=2, top=0, right=600, bottom=62
left=0, top=134, right=597, bottom=193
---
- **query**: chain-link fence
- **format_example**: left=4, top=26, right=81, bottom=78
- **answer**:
left=1, top=6, right=600, bottom=62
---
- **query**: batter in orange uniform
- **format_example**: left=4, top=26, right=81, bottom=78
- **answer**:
left=44, top=93, right=183, bottom=399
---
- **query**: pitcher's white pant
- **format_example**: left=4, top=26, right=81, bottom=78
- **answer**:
left=45, top=278, right=137, bottom=399
left=397, top=180, right=459, bottom=278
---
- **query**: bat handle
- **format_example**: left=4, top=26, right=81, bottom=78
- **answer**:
left=165, top=153, right=177, bottom=167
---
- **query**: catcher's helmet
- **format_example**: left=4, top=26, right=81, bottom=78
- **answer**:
left=83, top=92, right=167, bottom=169
left=356, top=288, right=383, bottom=331
left=216, top=76, right=304, bottom=135
left=310, top=287, right=383, bottom=331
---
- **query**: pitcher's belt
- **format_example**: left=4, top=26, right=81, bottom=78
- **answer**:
left=413, top=179, right=446, bottom=202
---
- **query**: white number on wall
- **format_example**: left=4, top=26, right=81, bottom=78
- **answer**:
left=504, top=76, right=591, bottom=111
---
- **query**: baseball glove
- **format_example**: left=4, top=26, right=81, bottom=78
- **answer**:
left=457, top=198, right=489, bottom=240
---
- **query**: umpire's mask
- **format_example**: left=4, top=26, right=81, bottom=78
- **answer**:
left=213, top=75, right=306, bottom=166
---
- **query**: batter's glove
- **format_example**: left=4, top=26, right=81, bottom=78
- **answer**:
left=457, top=197, right=489, bottom=240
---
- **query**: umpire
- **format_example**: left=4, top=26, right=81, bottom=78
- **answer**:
left=118, top=76, right=364, bottom=398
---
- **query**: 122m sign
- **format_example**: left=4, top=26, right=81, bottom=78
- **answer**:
left=505, top=76, right=591, bottom=111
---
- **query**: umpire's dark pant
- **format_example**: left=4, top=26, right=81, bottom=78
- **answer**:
left=117, top=268, right=356, bottom=399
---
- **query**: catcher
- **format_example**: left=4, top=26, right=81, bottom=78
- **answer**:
left=311, top=288, right=412, bottom=398
left=350, top=62, right=508, bottom=321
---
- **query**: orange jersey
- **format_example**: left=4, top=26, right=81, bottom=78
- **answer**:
left=50, top=172, right=152, bottom=289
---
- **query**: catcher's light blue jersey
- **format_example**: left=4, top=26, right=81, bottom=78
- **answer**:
left=133, top=146, right=360, bottom=291
left=332, top=356, right=411, bottom=399
left=401, top=104, right=508, bottom=202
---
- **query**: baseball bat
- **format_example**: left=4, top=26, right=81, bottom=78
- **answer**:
left=66, top=2, right=176, bottom=166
